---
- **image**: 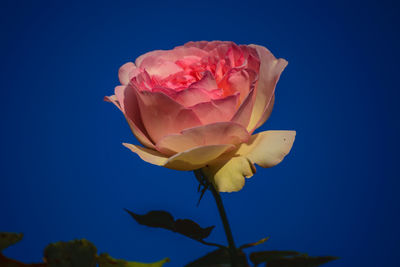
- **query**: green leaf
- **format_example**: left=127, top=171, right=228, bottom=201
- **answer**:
left=97, top=253, right=169, bottom=267
left=125, top=209, right=214, bottom=241
left=0, top=232, right=23, bottom=251
left=43, top=239, right=97, bottom=267
left=266, top=255, right=339, bottom=267
left=185, top=248, right=249, bottom=267
left=239, top=237, right=270, bottom=250
left=250, top=251, right=301, bottom=266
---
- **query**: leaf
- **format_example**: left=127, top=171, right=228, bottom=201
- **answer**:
left=0, top=232, right=23, bottom=251
left=97, top=253, right=169, bottom=267
left=250, top=251, right=338, bottom=267
left=125, top=209, right=214, bottom=241
left=250, top=251, right=301, bottom=266
left=0, top=232, right=45, bottom=266
left=239, top=237, right=270, bottom=250
left=266, top=255, right=339, bottom=267
left=185, top=248, right=249, bottom=267
left=43, top=239, right=97, bottom=267
left=0, top=254, right=46, bottom=267
left=174, top=219, right=214, bottom=240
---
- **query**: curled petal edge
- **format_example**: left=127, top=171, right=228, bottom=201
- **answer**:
left=202, top=130, right=296, bottom=192
left=105, top=94, right=156, bottom=149
left=123, top=143, right=235, bottom=171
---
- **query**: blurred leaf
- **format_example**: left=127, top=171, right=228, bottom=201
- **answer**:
left=266, top=255, right=339, bottom=267
left=250, top=251, right=301, bottom=266
left=97, top=253, right=169, bottom=267
left=250, top=251, right=338, bottom=267
left=43, top=239, right=97, bottom=267
left=0, top=232, right=45, bottom=266
left=0, top=254, right=46, bottom=267
left=239, top=237, right=270, bottom=250
left=0, top=232, right=23, bottom=251
left=125, top=209, right=214, bottom=241
left=185, top=248, right=249, bottom=267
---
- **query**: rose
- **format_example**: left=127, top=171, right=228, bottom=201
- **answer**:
left=106, top=41, right=295, bottom=192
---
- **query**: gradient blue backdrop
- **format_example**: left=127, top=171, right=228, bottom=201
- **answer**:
left=1, top=0, right=399, bottom=266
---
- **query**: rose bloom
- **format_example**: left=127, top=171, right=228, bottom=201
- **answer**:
left=106, top=41, right=295, bottom=192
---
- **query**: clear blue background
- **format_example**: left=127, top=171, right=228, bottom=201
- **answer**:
left=1, top=0, right=399, bottom=266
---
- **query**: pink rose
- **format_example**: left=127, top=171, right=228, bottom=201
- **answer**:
left=106, top=41, right=295, bottom=192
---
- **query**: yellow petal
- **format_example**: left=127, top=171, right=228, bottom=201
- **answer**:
left=237, top=130, right=296, bottom=168
left=202, top=156, right=256, bottom=192
left=165, top=144, right=235, bottom=171
left=123, top=143, right=235, bottom=171
left=123, top=143, right=168, bottom=166
left=201, top=130, right=295, bottom=193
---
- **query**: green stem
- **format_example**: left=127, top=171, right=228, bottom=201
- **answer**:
left=194, top=170, right=239, bottom=267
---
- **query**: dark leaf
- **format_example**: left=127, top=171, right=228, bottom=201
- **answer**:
left=0, top=232, right=23, bottom=251
left=267, top=255, right=339, bottom=267
left=250, top=251, right=301, bottom=266
left=43, top=239, right=97, bottom=267
left=125, top=209, right=215, bottom=241
left=0, top=232, right=45, bottom=266
left=239, top=237, right=269, bottom=250
left=174, top=219, right=214, bottom=240
left=185, top=248, right=249, bottom=267
left=97, top=253, right=169, bottom=267
left=0, top=254, right=46, bottom=267
left=125, top=209, right=175, bottom=230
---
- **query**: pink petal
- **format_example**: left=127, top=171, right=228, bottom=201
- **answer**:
left=135, top=90, right=203, bottom=143
left=255, top=94, right=275, bottom=129
left=118, top=62, right=139, bottom=85
left=247, top=44, right=288, bottom=132
left=110, top=85, right=155, bottom=149
left=174, top=87, right=215, bottom=107
left=184, top=41, right=233, bottom=52
left=218, top=69, right=256, bottom=104
left=230, top=87, right=256, bottom=129
left=135, top=47, right=208, bottom=69
left=156, top=122, right=250, bottom=155
left=239, top=45, right=261, bottom=72
left=190, top=94, right=239, bottom=125
left=189, top=71, right=218, bottom=91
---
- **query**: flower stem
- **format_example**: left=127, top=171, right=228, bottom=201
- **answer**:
left=194, top=170, right=239, bottom=267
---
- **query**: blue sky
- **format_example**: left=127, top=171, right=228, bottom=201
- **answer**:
left=1, top=0, right=399, bottom=266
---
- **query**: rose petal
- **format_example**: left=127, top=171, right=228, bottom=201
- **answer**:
left=202, top=156, right=255, bottom=192
left=165, top=144, right=235, bottom=170
left=189, top=71, right=218, bottom=91
left=190, top=94, right=239, bottom=125
left=136, top=47, right=208, bottom=69
left=255, top=94, right=275, bottom=129
left=123, top=143, right=168, bottom=166
left=230, top=88, right=255, bottom=128
left=237, top=130, right=296, bottom=168
left=218, top=69, right=255, bottom=104
left=201, top=130, right=295, bottom=192
left=247, top=44, right=288, bottom=132
left=173, top=87, right=214, bottom=107
left=156, top=122, right=250, bottom=155
left=123, top=143, right=235, bottom=171
left=135, top=90, right=202, bottom=143
left=118, top=62, right=138, bottom=85
left=108, top=85, right=155, bottom=149
left=184, top=41, right=233, bottom=52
